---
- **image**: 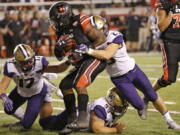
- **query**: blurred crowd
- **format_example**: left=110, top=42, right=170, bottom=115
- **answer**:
left=0, top=0, right=149, bottom=7
left=0, top=0, right=161, bottom=58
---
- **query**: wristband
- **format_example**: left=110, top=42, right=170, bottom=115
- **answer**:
left=0, top=93, right=7, bottom=101
left=0, top=93, right=7, bottom=98
left=87, top=48, right=94, bottom=55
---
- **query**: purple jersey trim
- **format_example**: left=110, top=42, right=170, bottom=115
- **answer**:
left=112, top=35, right=123, bottom=44
left=42, top=57, right=49, bottom=70
left=93, top=105, right=107, bottom=120
left=3, top=62, right=14, bottom=77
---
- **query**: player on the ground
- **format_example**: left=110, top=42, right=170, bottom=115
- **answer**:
left=39, top=87, right=127, bottom=134
left=0, top=44, right=69, bottom=130
left=75, top=15, right=180, bottom=130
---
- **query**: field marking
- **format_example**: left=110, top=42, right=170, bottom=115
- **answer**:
left=0, top=99, right=178, bottom=114
left=56, top=73, right=180, bottom=81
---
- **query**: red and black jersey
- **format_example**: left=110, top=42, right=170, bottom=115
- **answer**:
left=161, top=4, right=180, bottom=42
left=55, top=13, right=92, bottom=46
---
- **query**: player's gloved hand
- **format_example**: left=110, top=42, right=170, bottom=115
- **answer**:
left=75, top=44, right=89, bottom=54
left=54, top=44, right=65, bottom=61
left=0, top=93, right=13, bottom=112
left=75, top=44, right=94, bottom=55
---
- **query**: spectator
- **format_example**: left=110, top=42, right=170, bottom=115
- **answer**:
left=7, top=11, right=28, bottom=57
left=126, top=8, right=141, bottom=52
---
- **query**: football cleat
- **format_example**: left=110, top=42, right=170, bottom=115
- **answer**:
left=67, top=111, right=89, bottom=130
left=59, top=126, right=72, bottom=135
left=2, top=121, right=22, bottom=128
left=167, top=120, right=180, bottom=130
left=137, top=108, right=147, bottom=120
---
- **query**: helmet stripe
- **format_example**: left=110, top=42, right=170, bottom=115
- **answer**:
left=19, top=44, right=29, bottom=59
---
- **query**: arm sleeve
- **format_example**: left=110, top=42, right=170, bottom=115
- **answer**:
left=93, top=105, right=107, bottom=121
left=41, top=57, right=49, bottom=70
left=3, top=62, right=14, bottom=77
left=111, top=35, right=124, bottom=44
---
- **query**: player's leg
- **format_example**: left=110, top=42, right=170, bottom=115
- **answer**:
left=59, top=68, right=78, bottom=125
left=2, top=87, right=26, bottom=127
left=153, top=41, right=179, bottom=91
left=69, top=58, right=106, bottom=129
left=111, top=75, right=145, bottom=119
left=133, top=64, right=180, bottom=129
left=22, top=84, right=47, bottom=129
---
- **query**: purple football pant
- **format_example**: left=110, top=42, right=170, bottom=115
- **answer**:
left=111, top=64, right=158, bottom=110
left=5, top=83, right=47, bottom=129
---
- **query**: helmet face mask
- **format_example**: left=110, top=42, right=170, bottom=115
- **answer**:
left=106, top=87, right=128, bottom=115
left=49, top=2, right=73, bottom=30
left=14, top=44, right=35, bottom=72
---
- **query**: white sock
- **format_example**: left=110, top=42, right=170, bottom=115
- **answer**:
left=13, top=107, right=24, bottom=121
left=163, top=111, right=173, bottom=122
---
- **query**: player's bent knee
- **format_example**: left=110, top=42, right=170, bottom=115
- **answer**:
left=40, top=102, right=52, bottom=119
left=146, top=91, right=158, bottom=102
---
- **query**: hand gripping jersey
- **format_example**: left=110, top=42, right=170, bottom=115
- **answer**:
left=96, top=30, right=135, bottom=77
left=3, top=56, right=49, bottom=97
left=88, top=97, right=119, bottom=127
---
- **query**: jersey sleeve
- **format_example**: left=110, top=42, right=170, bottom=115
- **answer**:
left=93, top=105, right=107, bottom=121
left=41, top=57, right=49, bottom=70
left=107, top=31, right=124, bottom=46
left=80, top=14, right=91, bottom=32
left=111, top=35, right=123, bottom=44
left=3, top=62, right=14, bottom=77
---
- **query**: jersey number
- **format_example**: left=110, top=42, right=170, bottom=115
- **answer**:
left=19, top=78, right=34, bottom=88
left=173, top=14, right=180, bottom=28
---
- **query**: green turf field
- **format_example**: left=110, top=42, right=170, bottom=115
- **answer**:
left=0, top=52, right=180, bottom=135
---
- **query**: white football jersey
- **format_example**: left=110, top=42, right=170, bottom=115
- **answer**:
left=96, top=30, right=135, bottom=77
left=88, top=97, right=114, bottom=126
left=3, top=56, right=49, bottom=97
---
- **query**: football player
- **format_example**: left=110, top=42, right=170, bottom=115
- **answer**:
left=143, top=0, right=180, bottom=116
left=39, top=87, right=127, bottom=134
left=48, top=1, right=107, bottom=129
left=75, top=15, right=180, bottom=130
left=0, top=44, right=69, bottom=130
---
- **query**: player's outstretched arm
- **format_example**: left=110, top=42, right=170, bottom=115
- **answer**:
left=44, top=61, right=70, bottom=73
left=90, top=111, right=124, bottom=134
left=0, top=76, right=13, bottom=112
left=75, top=43, right=120, bottom=60
left=0, top=75, right=11, bottom=94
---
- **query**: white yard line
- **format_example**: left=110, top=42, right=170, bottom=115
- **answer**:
left=0, top=99, right=178, bottom=114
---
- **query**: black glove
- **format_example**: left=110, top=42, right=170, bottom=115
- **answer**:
left=54, top=44, right=65, bottom=61
left=159, top=0, right=173, bottom=11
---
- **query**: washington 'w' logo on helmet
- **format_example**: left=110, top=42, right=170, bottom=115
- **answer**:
left=13, top=44, right=35, bottom=62
left=13, top=44, right=35, bottom=72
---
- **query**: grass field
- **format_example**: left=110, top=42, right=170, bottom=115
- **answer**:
left=0, top=52, right=180, bottom=135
